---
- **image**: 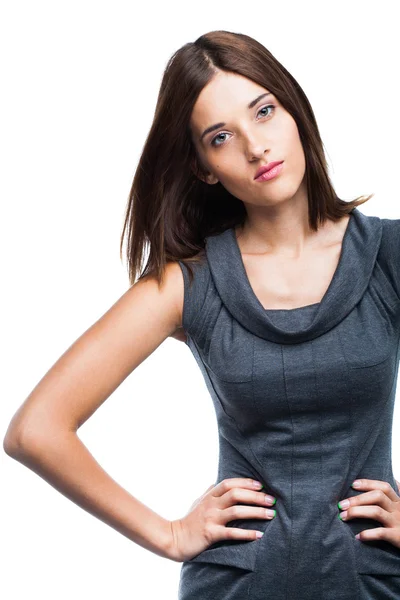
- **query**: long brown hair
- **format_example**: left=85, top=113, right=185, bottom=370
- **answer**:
left=119, top=30, right=373, bottom=287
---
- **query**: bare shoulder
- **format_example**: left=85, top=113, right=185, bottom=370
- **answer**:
left=4, top=260, right=186, bottom=444
left=137, top=260, right=185, bottom=333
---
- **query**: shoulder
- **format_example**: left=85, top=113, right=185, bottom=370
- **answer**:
left=137, top=261, right=187, bottom=332
left=380, top=215, right=400, bottom=235
left=375, top=215, right=400, bottom=302
left=378, top=215, right=400, bottom=255
left=174, top=250, right=213, bottom=337
left=145, top=252, right=209, bottom=333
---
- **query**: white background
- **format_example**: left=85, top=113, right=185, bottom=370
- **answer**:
left=1, top=1, right=399, bottom=598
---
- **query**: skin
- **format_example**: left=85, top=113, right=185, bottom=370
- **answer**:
left=338, top=479, right=400, bottom=547
left=189, top=70, right=352, bottom=310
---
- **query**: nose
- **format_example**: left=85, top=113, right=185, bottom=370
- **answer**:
left=244, top=136, right=269, bottom=161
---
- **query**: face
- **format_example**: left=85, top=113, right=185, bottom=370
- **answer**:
left=189, top=71, right=307, bottom=210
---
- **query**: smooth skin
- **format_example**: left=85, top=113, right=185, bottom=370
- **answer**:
left=4, top=264, right=186, bottom=559
left=3, top=263, right=275, bottom=562
left=189, top=70, right=354, bottom=310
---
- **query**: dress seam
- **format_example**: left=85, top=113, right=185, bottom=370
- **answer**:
left=191, top=336, right=271, bottom=480
left=310, top=339, right=324, bottom=598
left=281, top=344, right=294, bottom=600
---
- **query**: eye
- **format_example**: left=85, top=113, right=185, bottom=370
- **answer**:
left=210, top=104, right=275, bottom=148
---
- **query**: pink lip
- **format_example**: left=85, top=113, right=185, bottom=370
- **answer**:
left=255, top=161, right=284, bottom=182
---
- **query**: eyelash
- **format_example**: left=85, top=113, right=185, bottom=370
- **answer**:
left=210, top=104, right=276, bottom=148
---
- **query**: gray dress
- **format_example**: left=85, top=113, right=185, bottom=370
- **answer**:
left=177, top=207, right=400, bottom=599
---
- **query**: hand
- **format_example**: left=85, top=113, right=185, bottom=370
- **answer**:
left=338, top=478, right=400, bottom=549
left=168, top=478, right=277, bottom=562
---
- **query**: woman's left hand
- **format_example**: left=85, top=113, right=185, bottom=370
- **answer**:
left=338, top=479, right=400, bottom=549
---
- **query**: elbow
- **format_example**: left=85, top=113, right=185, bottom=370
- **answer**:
left=3, top=410, right=33, bottom=457
left=3, top=425, right=24, bottom=458
left=3, top=420, right=46, bottom=460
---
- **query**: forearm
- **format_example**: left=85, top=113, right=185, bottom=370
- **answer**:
left=8, top=428, right=174, bottom=560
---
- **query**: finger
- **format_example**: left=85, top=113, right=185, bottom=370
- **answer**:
left=220, top=504, right=276, bottom=525
left=211, top=478, right=264, bottom=497
left=339, top=504, right=392, bottom=527
left=339, top=489, right=393, bottom=512
left=356, top=526, right=400, bottom=547
left=352, top=479, right=399, bottom=502
left=213, top=524, right=264, bottom=542
left=218, top=487, right=276, bottom=510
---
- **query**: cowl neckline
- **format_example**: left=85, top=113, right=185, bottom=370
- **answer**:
left=205, top=207, right=382, bottom=344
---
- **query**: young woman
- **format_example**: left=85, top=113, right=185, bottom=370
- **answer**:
left=4, top=30, right=400, bottom=599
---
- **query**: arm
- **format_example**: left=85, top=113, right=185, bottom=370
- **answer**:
left=3, top=262, right=185, bottom=561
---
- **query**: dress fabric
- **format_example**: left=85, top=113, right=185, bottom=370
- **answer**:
left=177, top=207, right=400, bottom=599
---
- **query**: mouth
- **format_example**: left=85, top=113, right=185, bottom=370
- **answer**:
left=254, top=160, right=284, bottom=180
left=254, top=161, right=284, bottom=182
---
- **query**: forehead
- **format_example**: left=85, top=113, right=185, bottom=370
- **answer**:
left=190, top=72, right=271, bottom=133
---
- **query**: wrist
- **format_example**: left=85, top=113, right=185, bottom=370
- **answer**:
left=161, top=519, right=182, bottom=562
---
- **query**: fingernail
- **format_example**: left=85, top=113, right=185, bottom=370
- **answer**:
left=352, top=480, right=361, bottom=488
left=338, top=500, right=350, bottom=509
left=256, top=531, right=264, bottom=538
left=265, top=495, right=276, bottom=504
left=266, top=509, right=276, bottom=517
left=253, top=480, right=263, bottom=488
left=338, top=511, right=347, bottom=520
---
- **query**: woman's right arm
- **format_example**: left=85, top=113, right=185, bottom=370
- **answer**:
left=3, top=261, right=185, bottom=561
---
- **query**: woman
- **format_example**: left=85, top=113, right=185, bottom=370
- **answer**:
left=4, top=30, right=400, bottom=599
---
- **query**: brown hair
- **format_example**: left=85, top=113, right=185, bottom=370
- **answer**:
left=119, top=30, right=373, bottom=287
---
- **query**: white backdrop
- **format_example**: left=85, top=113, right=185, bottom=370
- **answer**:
left=1, top=1, right=399, bottom=598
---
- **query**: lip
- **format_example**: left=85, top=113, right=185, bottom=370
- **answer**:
left=254, top=160, right=284, bottom=180
left=254, top=161, right=284, bottom=182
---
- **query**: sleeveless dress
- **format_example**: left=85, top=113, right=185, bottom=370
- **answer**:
left=177, top=207, right=400, bottom=600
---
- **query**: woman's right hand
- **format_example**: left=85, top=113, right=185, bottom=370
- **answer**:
left=168, top=478, right=277, bottom=563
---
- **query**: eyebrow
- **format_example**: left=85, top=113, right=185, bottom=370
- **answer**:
left=199, top=92, right=272, bottom=142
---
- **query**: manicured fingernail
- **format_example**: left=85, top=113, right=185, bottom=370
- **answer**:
left=256, top=531, right=264, bottom=538
left=339, top=511, right=347, bottom=520
left=265, top=495, right=276, bottom=504
left=338, top=500, right=350, bottom=509
left=253, top=480, right=263, bottom=488
left=352, top=480, right=361, bottom=488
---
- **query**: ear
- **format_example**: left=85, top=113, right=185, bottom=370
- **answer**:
left=204, top=172, right=219, bottom=185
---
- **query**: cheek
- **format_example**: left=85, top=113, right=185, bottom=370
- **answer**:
left=290, top=126, right=306, bottom=163
left=293, top=145, right=306, bottom=177
left=214, top=160, right=243, bottom=187
left=283, top=132, right=306, bottom=182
